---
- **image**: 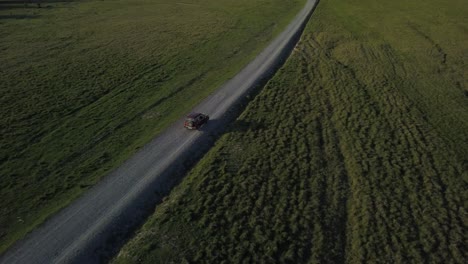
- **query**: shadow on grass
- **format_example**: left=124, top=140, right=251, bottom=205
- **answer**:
left=0, top=0, right=76, bottom=10
left=0, top=0, right=75, bottom=3
left=228, top=119, right=265, bottom=132
left=0, top=14, right=39, bottom=19
left=0, top=5, right=40, bottom=10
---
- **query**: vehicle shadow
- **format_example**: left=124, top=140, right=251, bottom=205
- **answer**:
left=196, top=118, right=222, bottom=133
left=198, top=118, right=265, bottom=134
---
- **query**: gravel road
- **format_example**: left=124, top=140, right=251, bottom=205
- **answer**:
left=0, top=0, right=318, bottom=263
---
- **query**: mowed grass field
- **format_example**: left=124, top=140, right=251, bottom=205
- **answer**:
left=0, top=0, right=305, bottom=253
left=114, top=0, right=467, bottom=263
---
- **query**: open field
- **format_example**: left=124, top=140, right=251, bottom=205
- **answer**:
left=0, top=0, right=305, bottom=253
left=114, top=0, right=468, bottom=263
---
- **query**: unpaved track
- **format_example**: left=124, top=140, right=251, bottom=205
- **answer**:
left=0, top=0, right=318, bottom=263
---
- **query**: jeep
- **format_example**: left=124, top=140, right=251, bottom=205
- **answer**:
left=184, top=113, right=209, bottom=130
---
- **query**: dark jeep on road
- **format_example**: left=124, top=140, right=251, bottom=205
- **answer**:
left=184, top=113, right=209, bottom=130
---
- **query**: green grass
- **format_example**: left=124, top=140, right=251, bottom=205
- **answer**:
left=0, top=0, right=305, bottom=253
left=113, top=0, right=467, bottom=263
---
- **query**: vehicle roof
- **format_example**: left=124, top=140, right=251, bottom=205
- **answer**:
left=186, top=112, right=202, bottom=118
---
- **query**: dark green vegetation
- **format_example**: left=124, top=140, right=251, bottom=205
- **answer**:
left=114, top=0, right=467, bottom=263
left=0, top=0, right=305, bottom=252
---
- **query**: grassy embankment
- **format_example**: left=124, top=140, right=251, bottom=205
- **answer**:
left=0, top=0, right=305, bottom=253
left=114, top=0, right=467, bottom=263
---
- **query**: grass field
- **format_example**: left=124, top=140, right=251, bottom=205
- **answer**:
left=113, top=0, right=467, bottom=263
left=0, top=0, right=305, bottom=253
